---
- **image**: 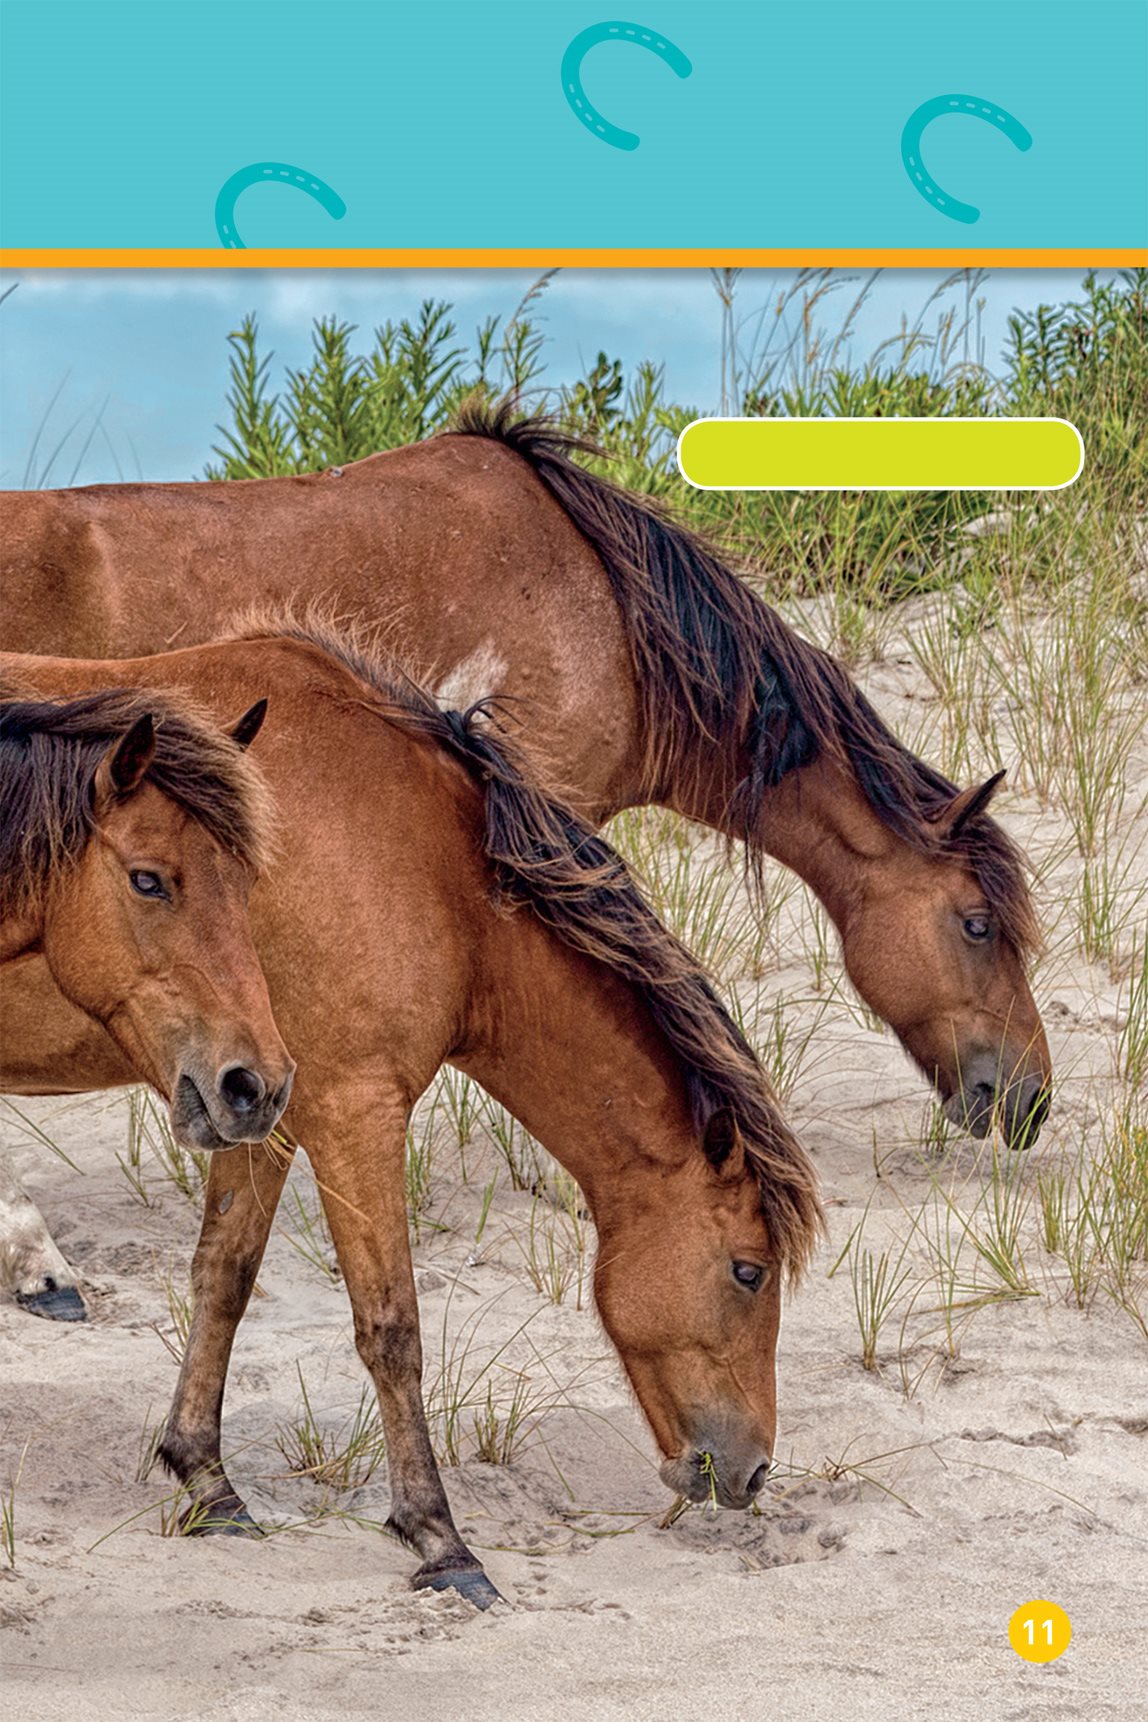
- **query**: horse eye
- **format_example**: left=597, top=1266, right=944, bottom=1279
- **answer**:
left=732, top=1261, right=764, bottom=1292
left=130, top=870, right=167, bottom=899
left=962, top=915, right=991, bottom=942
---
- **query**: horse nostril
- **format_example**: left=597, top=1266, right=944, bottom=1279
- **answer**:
left=957, top=1080, right=996, bottom=1139
left=746, top=1462, right=770, bottom=1498
left=218, top=1065, right=266, bottom=1115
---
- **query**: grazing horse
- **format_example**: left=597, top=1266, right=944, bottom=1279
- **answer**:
left=0, top=685, right=295, bottom=1317
left=1, top=623, right=822, bottom=1605
left=0, top=404, right=1050, bottom=1144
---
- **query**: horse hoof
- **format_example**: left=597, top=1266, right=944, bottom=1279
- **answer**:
left=413, top=1566, right=504, bottom=1610
left=16, top=1284, right=87, bottom=1322
left=185, top=1503, right=264, bottom=1537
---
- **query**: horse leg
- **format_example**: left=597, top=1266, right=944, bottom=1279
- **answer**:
left=158, top=1138, right=293, bottom=1534
left=309, top=1097, right=502, bottom=1609
left=0, top=1151, right=86, bottom=1321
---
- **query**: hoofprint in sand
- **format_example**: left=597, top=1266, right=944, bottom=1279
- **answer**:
left=2, top=587, right=1146, bottom=1722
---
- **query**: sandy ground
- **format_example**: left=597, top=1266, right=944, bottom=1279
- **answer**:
left=3, top=607, right=1147, bottom=1721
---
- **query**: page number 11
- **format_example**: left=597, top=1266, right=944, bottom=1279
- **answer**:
left=1009, top=1600, right=1072, bottom=1663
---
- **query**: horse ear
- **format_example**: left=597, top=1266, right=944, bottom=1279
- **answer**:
left=930, top=769, right=1006, bottom=840
left=703, top=1108, right=746, bottom=1180
left=229, top=699, right=268, bottom=750
left=93, top=714, right=156, bottom=804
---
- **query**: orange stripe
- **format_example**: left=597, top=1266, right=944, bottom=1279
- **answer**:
left=2, top=248, right=1145, bottom=269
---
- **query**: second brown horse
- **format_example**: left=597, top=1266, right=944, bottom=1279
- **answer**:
left=1, top=622, right=822, bottom=1606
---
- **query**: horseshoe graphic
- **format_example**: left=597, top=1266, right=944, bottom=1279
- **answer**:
left=215, top=162, right=347, bottom=249
left=901, top=95, right=1032, bottom=224
left=561, top=21, right=692, bottom=151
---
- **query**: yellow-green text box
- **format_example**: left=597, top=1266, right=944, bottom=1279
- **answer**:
left=676, top=417, right=1084, bottom=491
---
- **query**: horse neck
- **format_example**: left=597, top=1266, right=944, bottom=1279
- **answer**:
left=756, top=751, right=907, bottom=936
left=457, top=920, right=697, bottom=1214
left=659, top=736, right=898, bottom=940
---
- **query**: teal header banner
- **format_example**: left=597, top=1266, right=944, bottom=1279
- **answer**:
left=1, top=0, right=1145, bottom=250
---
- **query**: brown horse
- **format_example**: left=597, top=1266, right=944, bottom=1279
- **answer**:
left=0, top=683, right=295, bottom=1315
left=0, top=404, right=1050, bottom=1145
left=1, top=622, right=822, bottom=1606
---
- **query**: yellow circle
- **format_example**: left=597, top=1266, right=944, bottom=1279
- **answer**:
left=1008, top=1599, right=1072, bottom=1663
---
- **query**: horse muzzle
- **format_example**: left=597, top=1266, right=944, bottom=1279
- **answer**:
left=659, top=1447, right=772, bottom=1511
left=170, top=1062, right=294, bottom=1149
left=943, top=1062, right=1050, bottom=1149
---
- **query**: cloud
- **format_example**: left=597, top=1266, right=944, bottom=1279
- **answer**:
left=3, top=266, right=790, bottom=344
left=10, top=272, right=239, bottom=304
left=261, top=270, right=542, bottom=327
left=555, top=269, right=720, bottom=312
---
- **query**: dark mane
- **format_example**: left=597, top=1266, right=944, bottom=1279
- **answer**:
left=446, top=399, right=1039, bottom=958
left=233, top=610, right=823, bottom=1281
left=0, top=684, right=273, bottom=919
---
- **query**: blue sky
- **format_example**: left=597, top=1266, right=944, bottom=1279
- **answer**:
left=0, top=268, right=1093, bottom=487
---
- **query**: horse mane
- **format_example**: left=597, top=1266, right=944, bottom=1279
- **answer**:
left=446, top=399, right=1039, bottom=959
left=232, top=608, right=823, bottom=1281
left=0, top=684, right=274, bottom=919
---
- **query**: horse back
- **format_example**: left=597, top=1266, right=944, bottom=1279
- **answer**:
left=0, top=435, right=640, bottom=815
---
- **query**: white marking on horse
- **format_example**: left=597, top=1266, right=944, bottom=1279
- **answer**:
left=432, top=644, right=508, bottom=712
